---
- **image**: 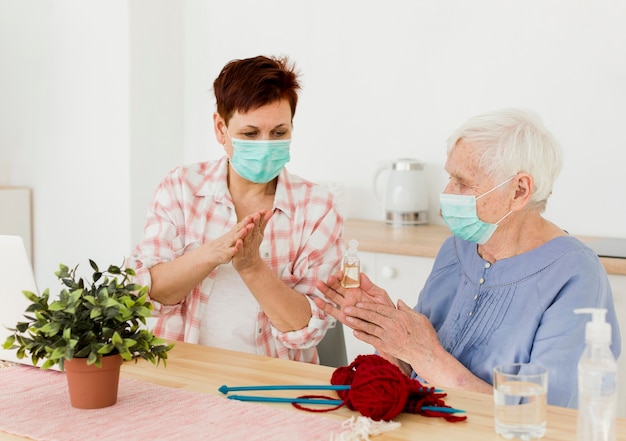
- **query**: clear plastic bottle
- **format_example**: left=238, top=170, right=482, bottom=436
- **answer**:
left=575, top=308, right=617, bottom=441
left=340, top=239, right=360, bottom=288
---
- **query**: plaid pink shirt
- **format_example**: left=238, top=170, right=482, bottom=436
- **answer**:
left=129, top=156, right=343, bottom=363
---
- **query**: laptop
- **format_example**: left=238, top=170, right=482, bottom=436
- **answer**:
left=0, top=234, right=47, bottom=367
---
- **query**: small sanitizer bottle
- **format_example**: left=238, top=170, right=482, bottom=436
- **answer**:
left=575, top=308, right=617, bottom=441
left=341, top=239, right=360, bottom=288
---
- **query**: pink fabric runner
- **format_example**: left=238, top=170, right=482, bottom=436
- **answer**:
left=0, top=365, right=343, bottom=440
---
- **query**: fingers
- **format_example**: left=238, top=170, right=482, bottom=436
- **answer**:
left=313, top=297, right=348, bottom=324
left=261, top=209, right=274, bottom=226
left=315, top=277, right=345, bottom=306
left=358, top=272, right=375, bottom=290
left=342, top=301, right=402, bottom=339
left=397, top=299, right=413, bottom=311
left=349, top=301, right=397, bottom=317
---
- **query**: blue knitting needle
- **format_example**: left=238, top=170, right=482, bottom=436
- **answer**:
left=226, top=394, right=465, bottom=414
left=219, top=384, right=442, bottom=394
left=219, top=384, right=350, bottom=394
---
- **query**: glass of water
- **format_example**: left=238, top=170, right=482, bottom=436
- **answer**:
left=493, top=363, right=548, bottom=440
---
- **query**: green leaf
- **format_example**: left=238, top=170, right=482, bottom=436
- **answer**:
left=89, top=259, right=99, bottom=272
left=3, top=335, right=15, bottom=349
left=39, top=322, right=61, bottom=336
left=111, top=332, right=123, bottom=346
left=48, top=301, right=65, bottom=312
left=87, top=351, right=99, bottom=366
left=55, top=264, right=70, bottom=279
left=133, top=306, right=152, bottom=318
left=22, top=290, right=41, bottom=303
left=49, top=347, right=66, bottom=360
left=123, top=338, right=138, bottom=348
left=97, top=343, right=114, bottom=355
left=41, top=359, right=57, bottom=370
left=69, top=289, right=83, bottom=303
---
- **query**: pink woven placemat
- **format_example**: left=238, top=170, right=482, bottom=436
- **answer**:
left=0, top=365, right=344, bottom=441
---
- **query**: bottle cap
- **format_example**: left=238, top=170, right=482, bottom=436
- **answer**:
left=574, top=308, right=611, bottom=344
left=346, top=239, right=359, bottom=257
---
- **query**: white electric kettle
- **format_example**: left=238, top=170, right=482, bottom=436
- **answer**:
left=373, top=158, right=429, bottom=226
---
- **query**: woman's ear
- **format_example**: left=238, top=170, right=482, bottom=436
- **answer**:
left=213, top=113, right=227, bottom=145
left=511, top=173, right=534, bottom=210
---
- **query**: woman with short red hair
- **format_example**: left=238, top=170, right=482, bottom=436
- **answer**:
left=129, top=55, right=343, bottom=364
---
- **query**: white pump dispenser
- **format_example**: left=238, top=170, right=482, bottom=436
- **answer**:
left=341, top=239, right=360, bottom=288
left=575, top=308, right=617, bottom=441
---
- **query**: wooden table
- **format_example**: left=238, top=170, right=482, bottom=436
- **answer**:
left=114, top=342, right=626, bottom=441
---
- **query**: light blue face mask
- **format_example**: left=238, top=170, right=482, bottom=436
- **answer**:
left=228, top=136, right=291, bottom=184
left=439, top=177, right=515, bottom=245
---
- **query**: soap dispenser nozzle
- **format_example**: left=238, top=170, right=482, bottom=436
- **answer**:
left=574, top=308, right=611, bottom=344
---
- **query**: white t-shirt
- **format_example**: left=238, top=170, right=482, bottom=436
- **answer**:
left=198, top=262, right=259, bottom=354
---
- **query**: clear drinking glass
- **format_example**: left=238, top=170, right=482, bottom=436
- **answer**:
left=493, top=363, right=548, bottom=440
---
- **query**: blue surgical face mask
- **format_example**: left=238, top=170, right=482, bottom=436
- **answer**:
left=227, top=132, right=291, bottom=184
left=439, top=177, right=515, bottom=245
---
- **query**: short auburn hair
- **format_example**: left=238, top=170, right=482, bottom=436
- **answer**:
left=213, top=55, right=301, bottom=124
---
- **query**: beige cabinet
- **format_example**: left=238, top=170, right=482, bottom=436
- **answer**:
left=608, top=275, right=626, bottom=418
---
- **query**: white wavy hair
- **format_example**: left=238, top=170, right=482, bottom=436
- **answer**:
left=446, top=108, right=563, bottom=212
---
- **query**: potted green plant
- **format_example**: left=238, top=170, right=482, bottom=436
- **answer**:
left=2, top=259, right=174, bottom=409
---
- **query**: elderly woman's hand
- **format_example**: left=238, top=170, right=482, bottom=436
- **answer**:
left=346, top=299, right=439, bottom=361
left=314, top=272, right=393, bottom=325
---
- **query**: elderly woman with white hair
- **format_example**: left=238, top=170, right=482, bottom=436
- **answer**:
left=315, top=108, right=621, bottom=408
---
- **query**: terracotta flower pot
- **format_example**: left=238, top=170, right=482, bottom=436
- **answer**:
left=64, top=354, right=123, bottom=409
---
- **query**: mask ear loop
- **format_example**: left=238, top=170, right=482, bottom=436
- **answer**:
left=494, top=210, right=513, bottom=225
left=477, top=175, right=517, bottom=225
left=476, top=175, right=517, bottom=201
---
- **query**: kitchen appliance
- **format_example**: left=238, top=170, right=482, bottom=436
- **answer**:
left=374, top=158, right=429, bottom=226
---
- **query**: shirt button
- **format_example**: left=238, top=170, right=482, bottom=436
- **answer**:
left=479, top=277, right=485, bottom=284
left=484, top=262, right=491, bottom=269
left=258, top=328, right=263, bottom=334
left=474, top=294, right=478, bottom=301
left=469, top=311, right=473, bottom=317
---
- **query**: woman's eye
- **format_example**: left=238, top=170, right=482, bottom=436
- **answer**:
left=273, top=131, right=287, bottom=138
left=243, top=132, right=257, bottom=138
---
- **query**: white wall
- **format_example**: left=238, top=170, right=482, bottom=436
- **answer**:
left=1, top=0, right=625, bottom=287
left=183, top=0, right=626, bottom=237
left=129, top=0, right=185, bottom=247
left=0, top=0, right=130, bottom=290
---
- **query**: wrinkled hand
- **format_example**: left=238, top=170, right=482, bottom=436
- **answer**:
left=314, top=272, right=393, bottom=325
left=232, top=209, right=274, bottom=273
left=345, top=299, right=442, bottom=372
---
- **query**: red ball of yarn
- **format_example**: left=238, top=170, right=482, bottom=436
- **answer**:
left=347, top=364, right=409, bottom=420
left=330, top=354, right=410, bottom=421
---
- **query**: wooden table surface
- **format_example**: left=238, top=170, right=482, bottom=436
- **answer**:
left=117, top=342, right=626, bottom=440
left=1, top=342, right=625, bottom=440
